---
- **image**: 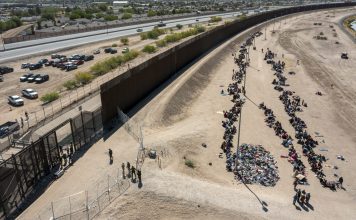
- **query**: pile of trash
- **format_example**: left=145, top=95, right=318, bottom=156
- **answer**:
left=235, top=144, right=280, bottom=186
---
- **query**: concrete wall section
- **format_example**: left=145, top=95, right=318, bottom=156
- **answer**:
left=100, top=3, right=356, bottom=125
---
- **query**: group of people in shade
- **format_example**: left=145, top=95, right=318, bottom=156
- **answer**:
left=220, top=32, right=262, bottom=176
left=108, top=149, right=142, bottom=184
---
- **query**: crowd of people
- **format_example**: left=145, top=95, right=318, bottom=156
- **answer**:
left=221, top=32, right=271, bottom=182
left=259, top=103, right=307, bottom=183
left=264, top=49, right=343, bottom=190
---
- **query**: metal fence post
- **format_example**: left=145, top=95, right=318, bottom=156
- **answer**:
left=97, top=183, right=100, bottom=212
left=107, top=175, right=110, bottom=202
left=51, top=201, right=55, bottom=219
left=86, top=190, right=89, bottom=220
left=69, top=195, right=72, bottom=220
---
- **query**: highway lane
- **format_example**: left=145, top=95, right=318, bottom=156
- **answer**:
left=0, top=12, right=244, bottom=63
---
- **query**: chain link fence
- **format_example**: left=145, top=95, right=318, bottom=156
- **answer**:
left=37, top=168, right=130, bottom=220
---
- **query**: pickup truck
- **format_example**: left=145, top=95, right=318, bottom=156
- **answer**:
left=0, top=121, right=20, bottom=138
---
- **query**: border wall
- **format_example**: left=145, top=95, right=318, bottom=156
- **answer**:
left=100, top=2, right=356, bottom=125
left=0, top=108, right=103, bottom=219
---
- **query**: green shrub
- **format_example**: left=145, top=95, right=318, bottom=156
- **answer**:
left=176, top=24, right=183, bottom=29
left=147, top=10, right=157, bottom=17
left=142, top=45, right=156, bottom=54
left=104, top=14, right=118, bottom=21
left=121, top=13, right=132, bottom=20
left=155, top=39, right=167, bottom=47
left=41, top=92, right=59, bottom=103
left=209, top=16, right=222, bottom=23
left=238, top=15, right=247, bottom=21
left=120, top=37, right=129, bottom=45
left=63, top=80, right=78, bottom=90
left=112, top=43, right=118, bottom=47
left=140, top=33, right=148, bottom=40
left=185, top=159, right=195, bottom=168
left=194, top=25, right=206, bottom=33
left=75, top=72, right=94, bottom=85
left=141, top=28, right=165, bottom=40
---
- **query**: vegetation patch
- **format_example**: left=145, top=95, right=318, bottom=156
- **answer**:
left=75, top=72, right=94, bottom=85
left=155, top=39, right=167, bottom=48
left=140, top=27, right=165, bottom=40
left=209, top=16, right=222, bottom=23
left=90, top=50, right=139, bottom=76
left=63, top=80, right=78, bottom=90
left=41, top=92, right=59, bottom=103
left=120, top=37, right=129, bottom=45
left=185, top=159, right=195, bottom=169
left=142, top=45, right=157, bottom=54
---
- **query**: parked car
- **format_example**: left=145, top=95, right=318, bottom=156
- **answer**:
left=136, top=28, right=143, bottom=32
left=45, top=60, right=54, bottom=66
left=51, top=54, right=60, bottom=59
left=110, top=49, right=117, bottom=54
left=72, top=60, right=84, bottom=65
left=66, top=64, right=78, bottom=71
left=8, top=95, right=24, bottom=106
left=38, top=59, right=49, bottom=65
left=35, top=74, right=49, bottom=83
left=0, top=121, right=20, bottom=138
left=104, top=48, right=113, bottom=53
left=27, top=74, right=41, bottom=82
left=22, top=88, right=38, bottom=99
left=20, top=73, right=34, bottom=82
left=0, top=66, right=14, bottom=74
left=84, top=55, right=94, bottom=61
left=51, top=59, right=61, bottom=67
left=122, top=47, right=129, bottom=54
left=21, top=63, right=30, bottom=69
left=93, top=49, right=100, bottom=54
left=29, top=63, right=43, bottom=70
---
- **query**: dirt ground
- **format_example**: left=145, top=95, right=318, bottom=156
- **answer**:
left=18, top=7, right=356, bottom=220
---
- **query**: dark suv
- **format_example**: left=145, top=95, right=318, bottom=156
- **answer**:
left=35, top=74, right=49, bottom=83
left=29, top=63, right=43, bottom=70
left=0, top=66, right=14, bottom=74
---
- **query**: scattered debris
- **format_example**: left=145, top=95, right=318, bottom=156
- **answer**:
left=235, top=144, right=280, bottom=186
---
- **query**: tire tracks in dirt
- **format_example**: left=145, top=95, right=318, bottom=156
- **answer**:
left=279, top=29, right=356, bottom=137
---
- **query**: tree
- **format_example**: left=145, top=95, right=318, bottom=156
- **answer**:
left=37, top=21, right=42, bottom=30
left=121, top=13, right=132, bottom=20
left=28, top=8, right=36, bottom=16
left=147, top=10, right=157, bottom=17
left=35, top=6, right=41, bottom=15
left=176, top=24, right=183, bottom=29
left=98, top=4, right=108, bottom=12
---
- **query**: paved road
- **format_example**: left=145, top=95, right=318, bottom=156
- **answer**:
left=0, top=11, right=249, bottom=63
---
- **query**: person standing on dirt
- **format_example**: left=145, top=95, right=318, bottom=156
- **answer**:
left=339, top=177, right=343, bottom=187
left=137, top=169, right=142, bottom=183
left=131, top=166, right=136, bottom=182
left=108, top=148, right=113, bottom=164
left=127, top=162, right=131, bottom=178
left=122, top=162, right=126, bottom=179
left=306, top=192, right=311, bottom=204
